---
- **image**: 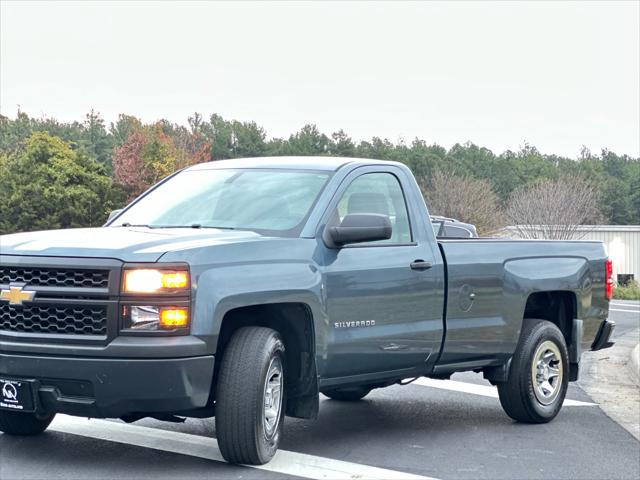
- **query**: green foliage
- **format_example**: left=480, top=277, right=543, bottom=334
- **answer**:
left=329, top=130, right=356, bottom=157
left=0, top=132, right=124, bottom=234
left=284, top=124, right=330, bottom=156
left=201, top=114, right=267, bottom=159
left=110, top=114, right=143, bottom=148
left=82, top=109, right=113, bottom=169
left=0, top=109, right=638, bottom=235
left=613, top=281, right=640, bottom=300
left=0, top=110, right=113, bottom=170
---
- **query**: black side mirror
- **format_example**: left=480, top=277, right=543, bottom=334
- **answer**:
left=106, top=209, right=123, bottom=224
left=324, top=213, right=392, bottom=248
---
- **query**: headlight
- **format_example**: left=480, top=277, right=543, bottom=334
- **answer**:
left=122, top=268, right=189, bottom=294
left=120, top=265, right=191, bottom=334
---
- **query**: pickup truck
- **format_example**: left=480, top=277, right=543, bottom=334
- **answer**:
left=0, top=157, right=615, bottom=465
left=430, top=215, right=478, bottom=238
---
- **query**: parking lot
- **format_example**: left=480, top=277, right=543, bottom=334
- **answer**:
left=2, top=303, right=638, bottom=480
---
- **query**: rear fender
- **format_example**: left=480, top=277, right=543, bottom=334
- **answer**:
left=503, top=257, right=591, bottom=348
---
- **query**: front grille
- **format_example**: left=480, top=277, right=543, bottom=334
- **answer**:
left=0, top=266, right=109, bottom=289
left=0, top=303, right=108, bottom=335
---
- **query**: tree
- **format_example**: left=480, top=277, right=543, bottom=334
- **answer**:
left=110, top=114, right=143, bottom=148
left=0, top=132, right=123, bottom=234
left=141, top=124, right=178, bottom=181
left=112, top=124, right=178, bottom=200
left=419, top=171, right=505, bottom=235
left=112, top=130, right=148, bottom=199
left=81, top=109, right=113, bottom=168
left=204, top=114, right=236, bottom=159
left=329, top=130, right=356, bottom=157
left=1, top=110, right=639, bottom=226
left=0, top=111, right=35, bottom=154
left=355, top=136, right=396, bottom=161
left=169, top=124, right=211, bottom=170
left=505, top=175, right=603, bottom=240
left=285, top=124, right=330, bottom=155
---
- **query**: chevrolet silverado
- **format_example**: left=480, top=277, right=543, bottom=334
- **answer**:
left=0, top=157, right=615, bottom=464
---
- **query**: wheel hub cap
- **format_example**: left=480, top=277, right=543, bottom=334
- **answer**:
left=531, top=340, right=563, bottom=405
left=262, top=356, right=283, bottom=439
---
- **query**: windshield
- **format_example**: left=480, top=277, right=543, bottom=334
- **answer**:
left=111, top=168, right=330, bottom=236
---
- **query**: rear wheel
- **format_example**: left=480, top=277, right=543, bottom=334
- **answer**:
left=216, top=327, right=285, bottom=465
left=322, top=386, right=372, bottom=402
left=498, top=319, right=569, bottom=423
left=0, top=410, right=55, bottom=436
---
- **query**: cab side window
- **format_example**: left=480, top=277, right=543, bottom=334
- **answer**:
left=334, top=172, right=412, bottom=244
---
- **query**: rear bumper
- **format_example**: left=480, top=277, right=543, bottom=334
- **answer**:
left=591, top=319, right=616, bottom=351
left=0, top=353, right=214, bottom=418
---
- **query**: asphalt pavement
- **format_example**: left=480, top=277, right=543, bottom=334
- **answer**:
left=580, top=300, right=640, bottom=440
left=1, top=304, right=639, bottom=480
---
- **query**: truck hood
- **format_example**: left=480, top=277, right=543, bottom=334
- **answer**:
left=0, top=227, right=266, bottom=263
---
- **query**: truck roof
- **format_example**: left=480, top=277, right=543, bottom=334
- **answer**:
left=186, top=156, right=403, bottom=172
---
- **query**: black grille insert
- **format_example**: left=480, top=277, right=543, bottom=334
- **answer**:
left=0, top=303, right=108, bottom=335
left=0, top=267, right=109, bottom=289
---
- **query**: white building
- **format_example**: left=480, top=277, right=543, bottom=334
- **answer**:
left=503, top=225, right=640, bottom=284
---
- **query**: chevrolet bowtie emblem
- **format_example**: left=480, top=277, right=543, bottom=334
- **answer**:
left=0, top=285, right=36, bottom=306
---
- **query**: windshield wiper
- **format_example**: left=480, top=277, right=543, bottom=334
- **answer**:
left=119, top=223, right=151, bottom=228
left=148, top=225, right=236, bottom=230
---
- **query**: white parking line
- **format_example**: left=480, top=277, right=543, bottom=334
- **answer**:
left=413, top=378, right=597, bottom=407
left=50, top=415, right=436, bottom=480
left=610, top=308, right=640, bottom=314
left=47, top=377, right=596, bottom=479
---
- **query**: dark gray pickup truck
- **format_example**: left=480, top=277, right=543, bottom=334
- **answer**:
left=0, top=157, right=615, bottom=464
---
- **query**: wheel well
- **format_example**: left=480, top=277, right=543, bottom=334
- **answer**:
left=215, top=302, right=318, bottom=419
left=523, top=291, right=577, bottom=346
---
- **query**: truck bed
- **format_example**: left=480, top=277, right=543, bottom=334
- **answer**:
left=435, top=238, right=608, bottom=370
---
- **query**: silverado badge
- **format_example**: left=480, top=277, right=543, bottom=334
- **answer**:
left=0, top=285, right=36, bottom=306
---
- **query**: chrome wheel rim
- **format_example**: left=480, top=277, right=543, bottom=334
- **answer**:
left=262, top=356, right=283, bottom=439
left=531, top=340, right=563, bottom=405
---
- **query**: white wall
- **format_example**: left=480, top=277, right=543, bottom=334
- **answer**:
left=503, top=225, right=640, bottom=282
left=579, top=226, right=640, bottom=281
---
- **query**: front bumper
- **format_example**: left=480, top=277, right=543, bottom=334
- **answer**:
left=0, top=353, right=214, bottom=418
left=591, top=319, right=616, bottom=351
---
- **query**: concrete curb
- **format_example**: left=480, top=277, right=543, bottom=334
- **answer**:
left=631, top=343, right=640, bottom=383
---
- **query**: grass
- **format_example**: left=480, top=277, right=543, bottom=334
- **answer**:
left=613, top=281, right=640, bottom=300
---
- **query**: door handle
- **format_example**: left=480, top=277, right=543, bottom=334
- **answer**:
left=410, top=260, right=433, bottom=271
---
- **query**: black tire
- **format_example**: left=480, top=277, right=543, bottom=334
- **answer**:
left=0, top=410, right=55, bottom=436
left=498, top=319, right=569, bottom=423
left=216, top=327, right=286, bottom=465
left=322, top=386, right=372, bottom=401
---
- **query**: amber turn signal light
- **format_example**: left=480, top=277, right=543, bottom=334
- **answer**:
left=159, top=307, right=189, bottom=329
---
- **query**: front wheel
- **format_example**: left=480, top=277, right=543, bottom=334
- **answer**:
left=0, top=410, right=55, bottom=436
left=216, top=327, right=285, bottom=465
left=498, top=319, right=569, bottom=423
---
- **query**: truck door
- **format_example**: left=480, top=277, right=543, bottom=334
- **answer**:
left=318, top=166, right=445, bottom=381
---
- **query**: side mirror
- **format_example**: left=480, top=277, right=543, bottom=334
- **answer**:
left=106, top=209, right=123, bottom=224
left=324, top=213, right=392, bottom=248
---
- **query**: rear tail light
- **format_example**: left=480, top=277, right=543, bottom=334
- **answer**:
left=605, top=258, right=613, bottom=300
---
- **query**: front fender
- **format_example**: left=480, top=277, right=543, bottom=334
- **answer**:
left=190, top=261, right=326, bottom=354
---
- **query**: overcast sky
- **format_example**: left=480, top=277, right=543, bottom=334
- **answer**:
left=1, top=1, right=639, bottom=158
